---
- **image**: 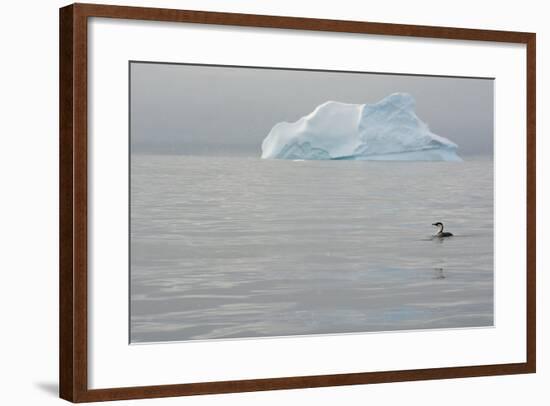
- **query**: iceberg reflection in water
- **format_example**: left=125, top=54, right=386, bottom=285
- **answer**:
left=130, top=155, right=493, bottom=343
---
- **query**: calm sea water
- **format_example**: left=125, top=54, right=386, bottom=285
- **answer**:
left=130, top=155, right=493, bottom=343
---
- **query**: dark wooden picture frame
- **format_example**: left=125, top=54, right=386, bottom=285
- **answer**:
left=60, top=3, right=536, bottom=402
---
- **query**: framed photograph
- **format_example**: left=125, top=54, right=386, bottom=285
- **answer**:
left=59, top=3, right=536, bottom=402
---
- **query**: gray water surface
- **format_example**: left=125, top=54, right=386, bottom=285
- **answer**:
left=130, top=156, right=493, bottom=343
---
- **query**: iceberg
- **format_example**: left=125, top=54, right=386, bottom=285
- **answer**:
left=260, top=93, right=462, bottom=161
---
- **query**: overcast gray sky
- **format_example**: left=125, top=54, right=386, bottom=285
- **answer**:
left=130, top=62, right=493, bottom=157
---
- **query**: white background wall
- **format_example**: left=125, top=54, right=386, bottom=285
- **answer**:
left=0, top=0, right=546, bottom=404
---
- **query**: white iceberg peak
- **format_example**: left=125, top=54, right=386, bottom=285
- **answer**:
left=261, top=93, right=462, bottom=161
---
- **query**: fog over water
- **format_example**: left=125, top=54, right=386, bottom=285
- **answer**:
left=130, top=62, right=494, bottom=158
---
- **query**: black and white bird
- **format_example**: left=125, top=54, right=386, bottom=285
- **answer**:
left=432, top=222, right=453, bottom=238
